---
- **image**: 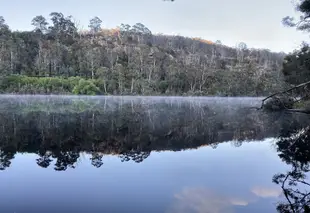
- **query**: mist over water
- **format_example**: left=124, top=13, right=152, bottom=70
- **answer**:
left=0, top=95, right=309, bottom=213
left=0, top=95, right=263, bottom=113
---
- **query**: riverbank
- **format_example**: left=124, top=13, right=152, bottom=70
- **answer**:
left=293, top=100, right=310, bottom=108
left=262, top=95, right=310, bottom=114
left=291, top=100, right=310, bottom=113
left=0, top=75, right=100, bottom=95
left=0, top=75, right=286, bottom=97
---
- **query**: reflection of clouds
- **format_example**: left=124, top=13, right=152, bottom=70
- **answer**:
left=251, top=186, right=282, bottom=198
left=229, top=198, right=248, bottom=206
left=167, top=187, right=249, bottom=213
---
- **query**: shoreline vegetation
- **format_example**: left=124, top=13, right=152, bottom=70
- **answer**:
left=262, top=96, right=310, bottom=114
left=0, top=75, right=285, bottom=96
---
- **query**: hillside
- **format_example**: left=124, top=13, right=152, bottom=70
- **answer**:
left=0, top=13, right=287, bottom=96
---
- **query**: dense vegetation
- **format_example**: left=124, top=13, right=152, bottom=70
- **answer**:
left=281, top=0, right=310, bottom=99
left=0, top=13, right=286, bottom=95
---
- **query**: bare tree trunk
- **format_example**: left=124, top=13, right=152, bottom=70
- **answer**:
left=91, top=56, right=94, bottom=79
left=139, top=52, right=143, bottom=74
left=131, top=78, right=134, bottom=93
left=149, top=58, right=155, bottom=83
left=91, top=36, right=95, bottom=79
left=118, top=77, right=122, bottom=94
left=10, top=50, right=13, bottom=74
left=103, top=80, right=107, bottom=94
left=110, top=50, right=114, bottom=70
left=37, top=41, right=42, bottom=75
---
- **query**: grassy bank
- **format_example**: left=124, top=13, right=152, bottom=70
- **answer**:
left=0, top=75, right=285, bottom=96
left=0, top=75, right=101, bottom=95
left=293, top=100, right=310, bottom=110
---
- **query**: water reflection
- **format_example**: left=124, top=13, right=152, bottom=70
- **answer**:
left=168, top=187, right=249, bottom=213
left=0, top=96, right=308, bottom=171
left=251, top=186, right=282, bottom=198
left=0, top=96, right=310, bottom=213
left=273, top=125, right=310, bottom=212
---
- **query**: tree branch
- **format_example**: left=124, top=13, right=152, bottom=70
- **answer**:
left=261, top=79, right=310, bottom=107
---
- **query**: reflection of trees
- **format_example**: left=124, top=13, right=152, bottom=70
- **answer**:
left=0, top=147, right=15, bottom=170
left=119, top=151, right=150, bottom=163
left=53, top=151, right=80, bottom=171
left=0, top=97, right=309, bottom=170
left=273, top=124, right=310, bottom=213
left=36, top=150, right=80, bottom=171
left=36, top=152, right=53, bottom=168
left=90, top=152, right=103, bottom=168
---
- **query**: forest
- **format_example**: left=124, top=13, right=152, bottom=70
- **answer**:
left=0, top=13, right=287, bottom=96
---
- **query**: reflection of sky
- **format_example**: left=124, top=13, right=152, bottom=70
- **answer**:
left=0, top=140, right=288, bottom=213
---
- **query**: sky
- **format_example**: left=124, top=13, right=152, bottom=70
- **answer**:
left=1, top=0, right=309, bottom=53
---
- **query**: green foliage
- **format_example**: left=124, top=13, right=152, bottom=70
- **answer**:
left=72, top=79, right=100, bottom=95
left=282, top=44, right=310, bottom=85
left=293, top=100, right=310, bottom=110
left=281, top=0, right=310, bottom=100
left=0, top=75, right=86, bottom=94
left=158, top=80, right=169, bottom=93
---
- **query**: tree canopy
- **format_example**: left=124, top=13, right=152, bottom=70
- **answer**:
left=282, top=0, right=310, bottom=86
left=283, top=0, right=310, bottom=32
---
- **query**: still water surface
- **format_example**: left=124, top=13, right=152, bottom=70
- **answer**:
left=0, top=95, right=309, bottom=213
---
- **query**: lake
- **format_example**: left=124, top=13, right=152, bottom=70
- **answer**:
left=0, top=95, right=310, bottom=213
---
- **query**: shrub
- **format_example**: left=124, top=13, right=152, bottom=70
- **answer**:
left=72, top=79, right=100, bottom=95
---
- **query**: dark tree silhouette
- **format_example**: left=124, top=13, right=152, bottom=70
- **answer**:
left=90, top=153, right=104, bottom=168
left=281, top=0, right=310, bottom=89
left=0, top=148, right=15, bottom=171
left=53, top=151, right=80, bottom=171
left=36, top=152, right=53, bottom=168
left=273, top=124, right=310, bottom=212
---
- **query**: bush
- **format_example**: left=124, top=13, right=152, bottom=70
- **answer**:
left=72, top=79, right=100, bottom=95
left=0, top=75, right=89, bottom=94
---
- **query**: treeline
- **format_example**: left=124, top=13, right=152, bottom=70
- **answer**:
left=0, top=13, right=287, bottom=95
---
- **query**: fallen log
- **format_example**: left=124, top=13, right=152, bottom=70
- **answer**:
left=262, top=96, right=294, bottom=111
left=285, top=109, right=310, bottom=114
